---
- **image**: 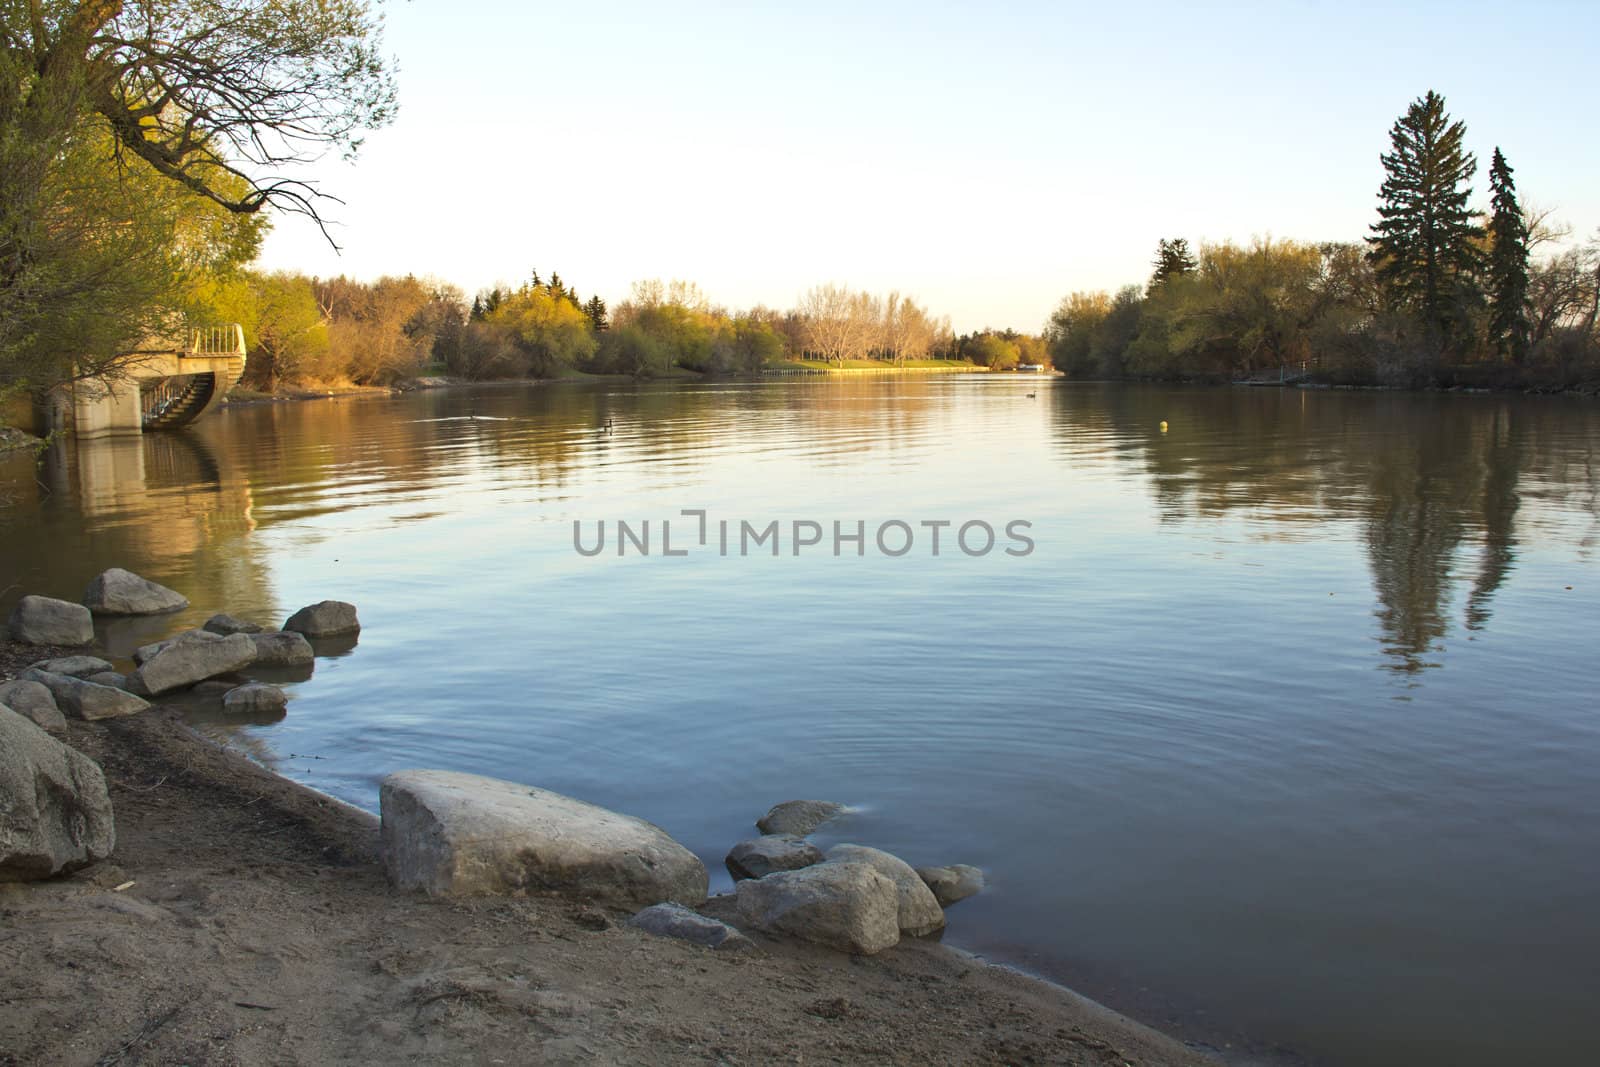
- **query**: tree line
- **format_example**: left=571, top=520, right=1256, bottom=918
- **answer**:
left=1047, top=92, right=1600, bottom=388
left=210, top=272, right=1044, bottom=389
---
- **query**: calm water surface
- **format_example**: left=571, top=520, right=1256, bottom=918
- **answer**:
left=3, top=378, right=1598, bottom=1066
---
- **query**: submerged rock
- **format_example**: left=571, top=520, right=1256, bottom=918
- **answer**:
left=202, top=613, right=264, bottom=636
left=247, top=630, right=314, bottom=668
left=756, top=799, right=847, bottom=837
left=81, top=568, right=188, bottom=616
left=726, top=834, right=824, bottom=881
left=379, top=770, right=707, bottom=909
left=734, top=861, right=900, bottom=955
left=27, top=656, right=113, bottom=679
left=825, top=844, right=945, bottom=937
left=19, top=670, right=150, bottom=721
left=283, top=601, right=360, bottom=638
left=222, top=683, right=288, bottom=715
left=630, top=903, right=754, bottom=951
left=8, top=596, right=94, bottom=647
left=0, top=705, right=115, bottom=880
left=0, top=681, right=65, bottom=733
left=915, top=864, right=986, bottom=908
left=128, top=632, right=256, bottom=696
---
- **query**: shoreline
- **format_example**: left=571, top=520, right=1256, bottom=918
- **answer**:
left=1, top=641, right=1220, bottom=1066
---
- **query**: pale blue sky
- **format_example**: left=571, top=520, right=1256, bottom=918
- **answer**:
left=256, top=1, right=1600, bottom=333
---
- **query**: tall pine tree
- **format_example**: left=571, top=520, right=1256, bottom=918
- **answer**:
left=1486, top=147, right=1531, bottom=363
left=1367, top=91, right=1483, bottom=343
left=1150, top=238, right=1197, bottom=289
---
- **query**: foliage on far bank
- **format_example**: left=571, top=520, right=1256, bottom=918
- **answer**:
left=1047, top=92, right=1600, bottom=390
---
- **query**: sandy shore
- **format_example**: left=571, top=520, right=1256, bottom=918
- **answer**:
left=1, top=646, right=1219, bottom=1066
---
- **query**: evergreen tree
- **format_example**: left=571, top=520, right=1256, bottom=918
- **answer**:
left=1150, top=238, right=1197, bottom=288
left=470, top=294, right=484, bottom=321
left=1486, top=147, right=1531, bottom=363
left=584, top=295, right=609, bottom=332
left=529, top=270, right=542, bottom=287
left=1367, top=91, right=1483, bottom=342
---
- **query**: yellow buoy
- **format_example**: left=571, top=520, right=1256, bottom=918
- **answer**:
left=1159, top=420, right=1168, bottom=433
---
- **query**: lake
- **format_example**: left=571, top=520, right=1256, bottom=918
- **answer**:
left=3, top=377, right=1597, bottom=1066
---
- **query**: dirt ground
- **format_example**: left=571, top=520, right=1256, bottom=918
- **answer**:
left=1, top=661, right=1220, bottom=1066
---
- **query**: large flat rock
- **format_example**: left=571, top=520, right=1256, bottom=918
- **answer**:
left=19, top=670, right=150, bottom=721
left=0, top=706, right=115, bottom=880
left=128, top=632, right=256, bottom=696
left=27, top=656, right=113, bottom=679
left=7, top=596, right=93, bottom=646
left=380, top=770, right=708, bottom=909
left=81, top=568, right=188, bottom=615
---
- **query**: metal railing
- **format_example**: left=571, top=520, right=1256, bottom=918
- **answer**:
left=187, top=323, right=246, bottom=357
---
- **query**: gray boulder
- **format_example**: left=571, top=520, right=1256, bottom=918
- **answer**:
left=202, top=613, right=263, bottom=636
left=248, top=630, right=314, bottom=668
left=133, top=628, right=222, bottom=667
left=826, top=845, right=945, bottom=936
left=28, top=655, right=114, bottom=679
left=0, top=680, right=66, bottom=733
left=86, top=671, right=127, bottom=690
left=82, top=568, right=188, bottom=615
left=756, top=799, right=846, bottom=837
left=128, top=632, right=256, bottom=696
left=223, top=683, right=288, bottom=715
left=283, top=600, right=360, bottom=638
left=734, top=861, right=900, bottom=955
left=380, top=770, right=707, bottom=909
left=915, top=864, right=985, bottom=907
left=19, top=670, right=150, bottom=721
left=726, top=834, right=824, bottom=881
left=8, top=595, right=94, bottom=646
left=0, top=705, right=115, bottom=880
left=630, top=903, right=754, bottom=951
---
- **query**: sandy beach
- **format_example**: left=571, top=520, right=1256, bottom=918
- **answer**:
left=1, top=643, right=1218, bottom=1066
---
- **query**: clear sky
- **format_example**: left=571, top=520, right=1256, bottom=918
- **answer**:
left=255, top=1, right=1600, bottom=334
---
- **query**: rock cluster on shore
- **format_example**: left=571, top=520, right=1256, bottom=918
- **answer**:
left=7, top=569, right=982, bottom=963
left=0, top=567, right=361, bottom=880
left=375, top=774, right=985, bottom=958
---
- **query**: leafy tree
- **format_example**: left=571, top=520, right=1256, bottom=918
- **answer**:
left=1150, top=238, right=1197, bottom=289
left=1367, top=91, right=1483, bottom=345
left=1046, top=292, right=1112, bottom=377
left=961, top=332, right=1021, bottom=369
left=2, top=0, right=391, bottom=399
left=1486, top=148, right=1531, bottom=363
left=596, top=326, right=670, bottom=377
left=483, top=285, right=597, bottom=377
left=244, top=273, right=329, bottom=389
